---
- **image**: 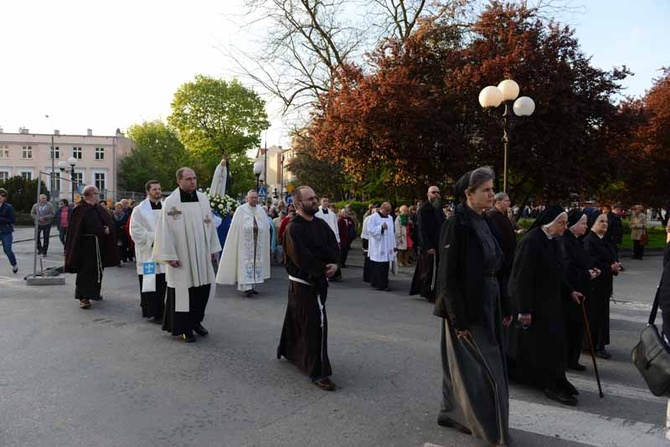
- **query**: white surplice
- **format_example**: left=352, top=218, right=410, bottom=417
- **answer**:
left=129, top=198, right=165, bottom=275
left=216, top=203, right=271, bottom=289
left=367, top=212, right=396, bottom=262
left=152, top=189, right=221, bottom=312
left=315, top=207, right=340, bottom=243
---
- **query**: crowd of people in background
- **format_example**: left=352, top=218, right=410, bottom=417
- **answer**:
left=1, top=164, right=669, bottom=447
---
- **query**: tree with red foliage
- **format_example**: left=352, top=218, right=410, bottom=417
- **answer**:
left=310, top=2, right=629, bottom=202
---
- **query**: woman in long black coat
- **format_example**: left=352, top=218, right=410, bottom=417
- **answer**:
left=583, top=211, right=622, bottom=359
left=561, top=210, right=601, bottom=371
left=433, top=167, right=512, bottom=447
left=507, top=205, right=583, bottom=406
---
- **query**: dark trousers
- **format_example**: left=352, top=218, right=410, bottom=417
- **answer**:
left=370, top=260, right=390, bottom=290
left=37, top=225, right=51, bottom=255
left=340, top=243, right=350, bottom=267
left=633, top=240, right=644, bottom=259
left=0, top=232, right=17, bottom=266
left=58, top=227, right=67, bottom=247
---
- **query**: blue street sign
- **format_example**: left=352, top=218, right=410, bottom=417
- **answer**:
left=285, top=194, right=293, bottom=204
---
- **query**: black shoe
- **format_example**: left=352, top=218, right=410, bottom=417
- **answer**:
left=150, top=317, right=162, bottom=325
left=90, top=295, right=103, bottom=301
left=568, top=363, right=587, bottom=371
left=251, top=289, right=259, bottom=295
left=181, top=331, right=196, bottom=343
left=194, top=323, right=209, bottom=336
left=560, top=378, right=579, bottom=396
left=340, top=264, right=348, bottom=269
left=243, top=290, right=253, bottom=298
left=437, top=415, right=472, bottom=435
left=544, top=387, right=577, bottom=406
left=595, top=349, right=612, bottom=359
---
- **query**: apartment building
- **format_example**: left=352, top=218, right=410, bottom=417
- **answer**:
left=0, top=127, right=135, bottom=201
left=254, top=145, right=295, bottom=199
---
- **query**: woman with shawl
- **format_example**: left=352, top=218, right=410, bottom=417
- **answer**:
left=507, top=205, right=583, bottom=406
left=433, top=167, right=512, bottom=447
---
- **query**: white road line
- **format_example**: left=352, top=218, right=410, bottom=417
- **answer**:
left=423, top=396, right=667, bottom=447
left=612, top=301, right=653, bottom=311
left=610, top=311, right=651, bottom=324
left=509, top=399, right=667, bottom=447
left=566, top=374, right=665, bottom=404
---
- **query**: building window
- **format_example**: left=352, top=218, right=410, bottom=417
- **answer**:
left=94, top=172, right=106, bottom=193
left=72, top=147, right=82, bottom=159
left=20, top=171, right=32, bottom=180
left=22, top=146, right=32, bottom=159
left=53, top=173, right=61, bottom=192
left=0, top=146, right=9, bottom=159
left=72, top=172, right=83, bottom=191
left=95, top=147, right=105, bottom=160
left=0, top=171, right=9, bottom=182
left=51, top=146, right=60, bottom=160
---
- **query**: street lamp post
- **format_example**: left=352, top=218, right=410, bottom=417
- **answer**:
left=58, top=157, right=78, bottom=203
left=253, top=160, right=264, bottom=193
left=479, top=79, right=535, bottom=193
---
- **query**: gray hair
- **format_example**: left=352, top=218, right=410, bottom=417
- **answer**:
left=467, top=166, right=495, bottom=193
left=493, top=192, right=509, bottom=203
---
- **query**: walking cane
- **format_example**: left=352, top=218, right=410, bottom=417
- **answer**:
left=580, top=300, right=604, bottom=398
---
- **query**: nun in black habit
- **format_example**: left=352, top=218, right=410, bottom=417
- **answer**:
left=560, top=210, right=601, bottom=371
left=433, top=167, right=512, bottom=447
left=583, top=211, right=622, bottom=359
left=507, top=205, right=584, bottom=406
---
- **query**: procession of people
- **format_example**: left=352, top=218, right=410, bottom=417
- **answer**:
left=23, top=161, right=665, bottom=447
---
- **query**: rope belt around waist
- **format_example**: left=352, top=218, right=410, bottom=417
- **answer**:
left=288, top=275, right=312, bottom=286
left=288, top=275, right=325, bottom=328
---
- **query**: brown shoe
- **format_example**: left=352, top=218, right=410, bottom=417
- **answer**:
left=313, top=377, right=336, bottom=391
left=79, top=299, right=91, bottom=309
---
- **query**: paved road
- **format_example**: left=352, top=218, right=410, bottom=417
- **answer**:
left=0, top=228, right=667, bottom=447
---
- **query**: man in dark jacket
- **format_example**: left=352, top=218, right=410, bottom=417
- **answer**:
left=0, top=188, right=18, bottom=274
left=410, top=186, right=446, bottom=302
left=602, top=204, right=623, bottom=259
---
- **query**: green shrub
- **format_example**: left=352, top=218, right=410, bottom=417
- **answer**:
left=15, top=212, right=33, bottom=226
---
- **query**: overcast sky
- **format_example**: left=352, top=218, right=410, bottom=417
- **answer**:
left=0, top=0, right=668, bottom=147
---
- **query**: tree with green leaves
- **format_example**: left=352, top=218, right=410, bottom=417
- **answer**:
left=168, top=75, right=269, bottom=158
left=0, top=176, right=49, bottom=213
left=119, top=121, right=193, bottom=193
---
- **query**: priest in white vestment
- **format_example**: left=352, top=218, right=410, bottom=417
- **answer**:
left=315, top=195, right=341, bottom=279
left=153, top=167, right=221, bottom=343
left=129, top=180, right=166, bottom=324
left=367, top=202, right=396, bottom=291
left=216, top=189, right=271, bottom=297
left=314, top=196, right=340, bottom=243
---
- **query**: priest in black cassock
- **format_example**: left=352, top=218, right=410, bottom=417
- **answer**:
left=153, top=168, right=221, bottom=343
left=64, top=185, right=119, bottom=309
left=410, top=186, right=445, bottom=302
left=277, top=185, right=340, bottom=391
left=507, top=205, right=583, bottom=407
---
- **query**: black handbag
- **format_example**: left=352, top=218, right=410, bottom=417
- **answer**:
left=631, top=285, right=670, bottom=396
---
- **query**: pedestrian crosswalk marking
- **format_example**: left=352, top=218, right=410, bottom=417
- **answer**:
left=510, top=399, right=666, bottom=447
left=565, top=374, right=666, bottom=404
